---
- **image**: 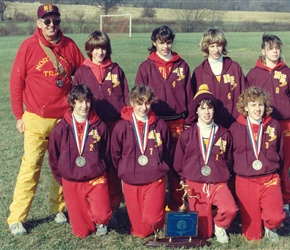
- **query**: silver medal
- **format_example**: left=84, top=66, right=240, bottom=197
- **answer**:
left=252, top=159, right=263, bottom=170
left=138, top=155, right=148, bottom=166
left=76, top=156, right=86, bottom=167
left=201, top=165, right=211, bottom=176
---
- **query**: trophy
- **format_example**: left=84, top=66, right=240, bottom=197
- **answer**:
left=144, top=181, right=210, bottom=248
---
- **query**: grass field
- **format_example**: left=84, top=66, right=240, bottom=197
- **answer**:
left=1, top=31, right=290, bottom=249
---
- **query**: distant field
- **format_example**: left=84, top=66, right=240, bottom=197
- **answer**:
left=1, top=32, right=290, bottom=249
left=5, top=2, right=290, bottom=23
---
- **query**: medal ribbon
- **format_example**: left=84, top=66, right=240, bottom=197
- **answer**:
left=71, top=115, right=89, bottom=156
left=246, top=118, right=263, bottom=160
left=132, top=113, right=149, bottom=155
left=197, top=123, right=216, bottom=166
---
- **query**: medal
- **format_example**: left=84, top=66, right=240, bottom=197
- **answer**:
left=138, top=155, right=148, bottom=166
left=197, top=123, right=217, bottom=177
left=132, top=113, right=149, bottom=166
left=252, top=159, right=263, bottom=170
left=246, top=118, right=263, bottom=171
left=72, top=115, right=89, bottom=168
left=201, top=165, right=211, bottom=176
left=76, top=156, right=86, bottom=167
left=56, top=79, right=64, bottom=88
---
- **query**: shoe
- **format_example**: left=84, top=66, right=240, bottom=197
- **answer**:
left=214, top=224, right=229, bottom=244
left=264, top=227, right=279, bottom=242
left=9, top=222, right=27, bottom=236
left=52, top=212, right=67, bottom=224
left=96, top=224, right=107, bottom=236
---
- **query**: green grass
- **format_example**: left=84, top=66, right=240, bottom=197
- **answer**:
left=1, top=32, right=290, bottom=249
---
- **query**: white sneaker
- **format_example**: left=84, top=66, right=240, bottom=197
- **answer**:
left=214, top=224, right=229, bottom=244
left=264, top=227, right=279, bottom=242
left=52, top=212, right=67, bottom=224
left=96, top=224, right=107, bottom=236
left=9, top=222, right=27, bottom=236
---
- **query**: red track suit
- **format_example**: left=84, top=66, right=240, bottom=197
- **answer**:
left=135, top=51, right=194, bottom=211
left=73, top=59, right=129, bottom=211
left=230, top=115, right=285, bottom=240
left=174, top=123, right=238, bottom=239
left=192, top=57, right=248, bottom=128
left=247, top=60, right=290, bottom=204
left=48, top=110, right=112, bottom=238
left=111, top=106, right=174, bottom=238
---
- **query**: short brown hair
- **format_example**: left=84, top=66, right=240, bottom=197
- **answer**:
left=85, top=31, right=112, bottom=60
left=259, top=33, right=284, bottom=64
left=236, top=86, right=272, bottom=118
left=68, top=83, right=94, bottom=111
left=199, top=27, right=228, bottom=58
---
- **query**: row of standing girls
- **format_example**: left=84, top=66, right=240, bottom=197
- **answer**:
left=48, top=25, right=290, bottom=243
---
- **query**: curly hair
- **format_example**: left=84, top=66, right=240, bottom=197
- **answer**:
left=199, top=27, right=228, bottom=58
left=236, top=86, right=272, bottom=118
left=129, top=85, right=157, bottom=105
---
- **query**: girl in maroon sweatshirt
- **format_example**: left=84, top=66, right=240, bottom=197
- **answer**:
left=174, top=85, right=238, bottom=244
left=49, top=84, right=112, bottom=238
left=111, top=85, right=174, bottom=238
left=135, top=25, right=193, bottom=211
left=230, top=86, right=285, bottom=241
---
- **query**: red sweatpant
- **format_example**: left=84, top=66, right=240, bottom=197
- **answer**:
left=186, top=180, right=238, bottom=239
left=123, top=177, right=166, bottom=238
left=279, top=120, right=290, bottom=204
left=166, top=119, right=184, bottom=211
left=236, top=174, right=285, bottom=240
left=62, top=176, right=112, bottom=238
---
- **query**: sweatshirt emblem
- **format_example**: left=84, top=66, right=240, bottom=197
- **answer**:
left=172, top=67, right=185, bottom=81
left=223, top=74, right=237, bottom=90
left=283, top=130, right=290, bottom=137
left=274, top=71, right=287, bottom=87
left=148, top=130, right=162, bottom=147
left=90, top=129, right=101, bottom=142
left=215, top=137, right=227, bottom=154
left=265, top=125, right=277, bottom=142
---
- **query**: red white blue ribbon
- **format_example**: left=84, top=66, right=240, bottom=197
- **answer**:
left=197, top=123, right=217, bottom=166
left=246, top=118, right=263, bottom=160
left=71, top=115, right=89, bottom=156
left=132, top=113, right=149, bottom=155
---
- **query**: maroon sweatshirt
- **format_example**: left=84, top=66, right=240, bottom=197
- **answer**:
left=174, top=123, right=233, bottom=183
left=192, top=57, right=247, bottom=128
left=247, top=59, right=290, bottom=120
left=110, top=106, right=174, bottom=185
left=73, top=61, right=129, bottom=122
left=135, top=51, right=194, bottom=125
left=229, top=115, right=284, bottom=177
left=48, top=109, right=110, bottom=185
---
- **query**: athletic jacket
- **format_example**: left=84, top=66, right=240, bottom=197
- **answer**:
left=73, top=59, right=129, bottom=122
left=192, top=57, right=247, bottom=128
left=174, top=123, right=233, bottom=183
left=10, top=27, right=84, bottom=120
left=48, top=110, right=110, bottom=185
left=135, top=51, right=194, bottom=125
left=111, top=106, right=173, bottom=185
left=229, top=115, right=284, bottom=177
left=247, top=60, right=290, bottom=120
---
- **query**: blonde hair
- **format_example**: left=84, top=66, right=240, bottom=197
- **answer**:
left=237, top=87, right=272, bottom=118
left=199, top=27, right=227, bottom=58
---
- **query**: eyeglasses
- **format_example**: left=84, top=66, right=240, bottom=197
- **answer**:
left=39, top=18, right=61, bottom=26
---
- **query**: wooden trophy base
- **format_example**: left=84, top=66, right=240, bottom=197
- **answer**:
left=144, top=236, right=210, bottom=248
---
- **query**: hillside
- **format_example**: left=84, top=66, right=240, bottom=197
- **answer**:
left=5, top=2, right=290, bottom=23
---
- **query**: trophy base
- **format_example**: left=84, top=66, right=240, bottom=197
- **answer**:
left=144, top=236, right=210, bottom=248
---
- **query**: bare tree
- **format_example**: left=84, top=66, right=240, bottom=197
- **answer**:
left=175, top=8, right=209, bottom=32
left=0, top=0, right=10, bottom=21
left=94, top=0, right=123, bottom=15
